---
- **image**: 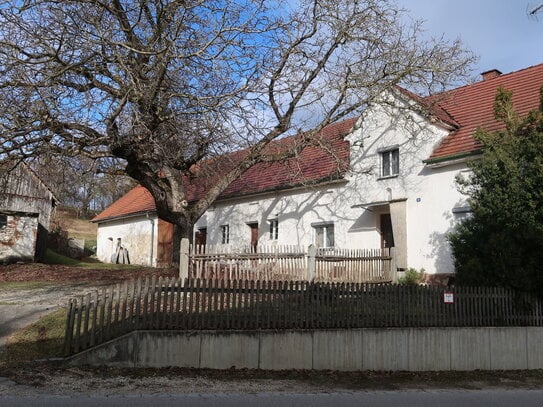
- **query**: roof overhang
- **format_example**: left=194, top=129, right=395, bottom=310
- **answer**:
left=351, top=198, right=407, bottom=211
left=423, top=150, right=482, bottom=169
left=91, top=210, right=157, bottom=224
left=0, top=209, right=39, bottom=217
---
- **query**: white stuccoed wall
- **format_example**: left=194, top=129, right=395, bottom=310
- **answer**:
left=96, top=214, right=159, bottom=266
left=95, top=94, right=470, bottom=274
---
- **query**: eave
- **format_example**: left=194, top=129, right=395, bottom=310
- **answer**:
left=423, top=150, right=482, bottom=168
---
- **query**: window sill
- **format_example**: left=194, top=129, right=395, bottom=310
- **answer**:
left=377, top=174, right=399, bottom=181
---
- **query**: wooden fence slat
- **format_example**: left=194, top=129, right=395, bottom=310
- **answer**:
left=64, top=299, right=76, bottom=355
left=82, top=293, right=91, bottom=349
left=64, top=279, right=543, bottom=356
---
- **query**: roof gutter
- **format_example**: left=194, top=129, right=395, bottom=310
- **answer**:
left=91, top=210, right=156, bottom=224
left=423, top=150, right=482, bottom=169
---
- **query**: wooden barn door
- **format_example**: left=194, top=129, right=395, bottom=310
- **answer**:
left=157, top=219, right=174, bottom=267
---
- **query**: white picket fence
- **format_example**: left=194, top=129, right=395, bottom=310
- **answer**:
left=179, top=241, right=394, bottom=283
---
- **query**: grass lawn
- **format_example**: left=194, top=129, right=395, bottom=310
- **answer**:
left=43, top=249, right=139, bottom=270
left=0, top=281, right=54, bottom=291
left=0, top=308, right=66, bottom=368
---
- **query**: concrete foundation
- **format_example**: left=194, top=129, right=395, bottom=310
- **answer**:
left=67, top=327, right=543, bottom=371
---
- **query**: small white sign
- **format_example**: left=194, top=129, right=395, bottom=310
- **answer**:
left=443, top=291, right=454, bottom=304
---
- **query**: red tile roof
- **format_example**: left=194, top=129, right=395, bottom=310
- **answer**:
left=92, top=118, right=356, bottom=222
left=426, top=63, right=543, bottom=161
left=92, top=184, right=156, bottom=222
left=93, top=63, right=543, bottom=222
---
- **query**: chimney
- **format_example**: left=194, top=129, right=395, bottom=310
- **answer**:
left=481, top=69, right=502, bottom=81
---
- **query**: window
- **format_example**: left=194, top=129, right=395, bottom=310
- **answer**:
left=381, top=148, right=399, bottom=177
left=0, top=214, right=6, bottom=229
left=313, top=223, right=334, bottom=248
left=452, top=205, right=472, bottom=223
left=269, top=218, right=278, bottom=240
left=220, top=224, right=229, bottom=244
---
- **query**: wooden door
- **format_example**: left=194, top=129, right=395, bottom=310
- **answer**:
left=380, top=214, right=395, bottom=249
left=195, top=228, right=207, bottom=248
left=157, top=219, right=174, bottom=267
left=248, top=223, right=258, bottom=252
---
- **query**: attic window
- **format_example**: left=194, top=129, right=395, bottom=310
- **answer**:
left=380, top=148, right=399, bottom=177
left=0, top=214, right=7, bottom=229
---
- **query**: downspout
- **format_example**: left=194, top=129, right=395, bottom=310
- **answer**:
left=146, top=212, right=155, bottom=267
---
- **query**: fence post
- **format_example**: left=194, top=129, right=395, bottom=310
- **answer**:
left=179, top=238, right=190, bottom=279
left=307, top=244, right=316, bottom=281
left=389, top=247, right=398, bottom=283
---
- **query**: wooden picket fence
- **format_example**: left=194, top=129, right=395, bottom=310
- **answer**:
left=64, top=277, right=543, bottom=355
left=189, top=244, right=393, bottom=283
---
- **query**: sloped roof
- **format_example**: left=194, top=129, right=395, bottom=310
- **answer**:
left=92, top=185, right=155, bottom=222
left=426, top=63, right=543, bottom=162
left=94, top=63, right=543, bottom=222
left=92, top=118, right=356, bottom=222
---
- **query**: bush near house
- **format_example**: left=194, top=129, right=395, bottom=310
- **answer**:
left=397, top=268, right=425, bottom=285
left=449, top=86, right=543, bottom=297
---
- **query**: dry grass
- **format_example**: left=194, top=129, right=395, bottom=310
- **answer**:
left=53, top=208, right=97, bottom=241
left=0, top=309, right=66, bottom=368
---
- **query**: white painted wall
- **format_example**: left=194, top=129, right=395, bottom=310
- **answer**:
left=95, top=214, right=159, bottom=266
left=195, top=95, right=469, bottom=275
left=95, top=94, right=470, bottom=274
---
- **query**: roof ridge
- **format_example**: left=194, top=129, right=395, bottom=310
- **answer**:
left=427, top=61, right=543, bottom=98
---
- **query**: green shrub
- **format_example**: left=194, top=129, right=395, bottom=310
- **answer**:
left=397, top=268, right=425, bottom=285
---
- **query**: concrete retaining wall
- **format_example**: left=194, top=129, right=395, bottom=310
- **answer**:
left=68, top=327, right=543, bottom=371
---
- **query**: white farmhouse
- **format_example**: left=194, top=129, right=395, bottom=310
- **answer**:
left=92, top=63, right=543, bottom=280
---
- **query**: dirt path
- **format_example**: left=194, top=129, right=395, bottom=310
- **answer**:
left=0, top=282, right=109, bottom=347
left=0, top=263, right=176, bottom=348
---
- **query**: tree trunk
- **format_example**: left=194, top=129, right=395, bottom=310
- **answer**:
left=170, top=216, right=194, bottom=266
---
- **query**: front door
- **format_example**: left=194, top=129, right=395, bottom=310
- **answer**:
left=195, top=228, right=207, bottom=247
left=195, top=228, right=207, bottom=254
left=380, top=214, right=395, bottom=249
left=248, top=223, right=258, bottom=252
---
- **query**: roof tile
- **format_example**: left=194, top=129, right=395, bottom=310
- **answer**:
left=427, top=63, right=543, bottom=161
left=92, top=118, right=356, bottom=222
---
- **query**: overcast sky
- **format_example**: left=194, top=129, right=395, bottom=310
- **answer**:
left=398, top=0, right=543, bottom=77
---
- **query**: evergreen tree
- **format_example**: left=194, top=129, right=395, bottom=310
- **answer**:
left=450, top=86, right=543, bottom=296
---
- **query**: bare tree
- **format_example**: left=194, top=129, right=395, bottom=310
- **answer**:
left=30, top=154, right=135, bottom=216
left=0, top=0, right=475, bottom=239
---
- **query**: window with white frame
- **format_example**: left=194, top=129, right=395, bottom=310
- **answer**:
left=380, top=148, right=399, bottom=177
left=220, top=224, right=229, bottom=244
left=313, top=223, right=334, bottom=248
left=269, top=218, right=278, bottom=240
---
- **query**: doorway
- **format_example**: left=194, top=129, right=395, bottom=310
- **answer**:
left=380, top=214, right=395, bottom=249
left=195, top=228, right=207, bottom=248
left=248, top=223, right=258, bottom=252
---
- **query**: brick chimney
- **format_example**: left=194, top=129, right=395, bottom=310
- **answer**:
left=481, top=69, right=502, bottom=81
